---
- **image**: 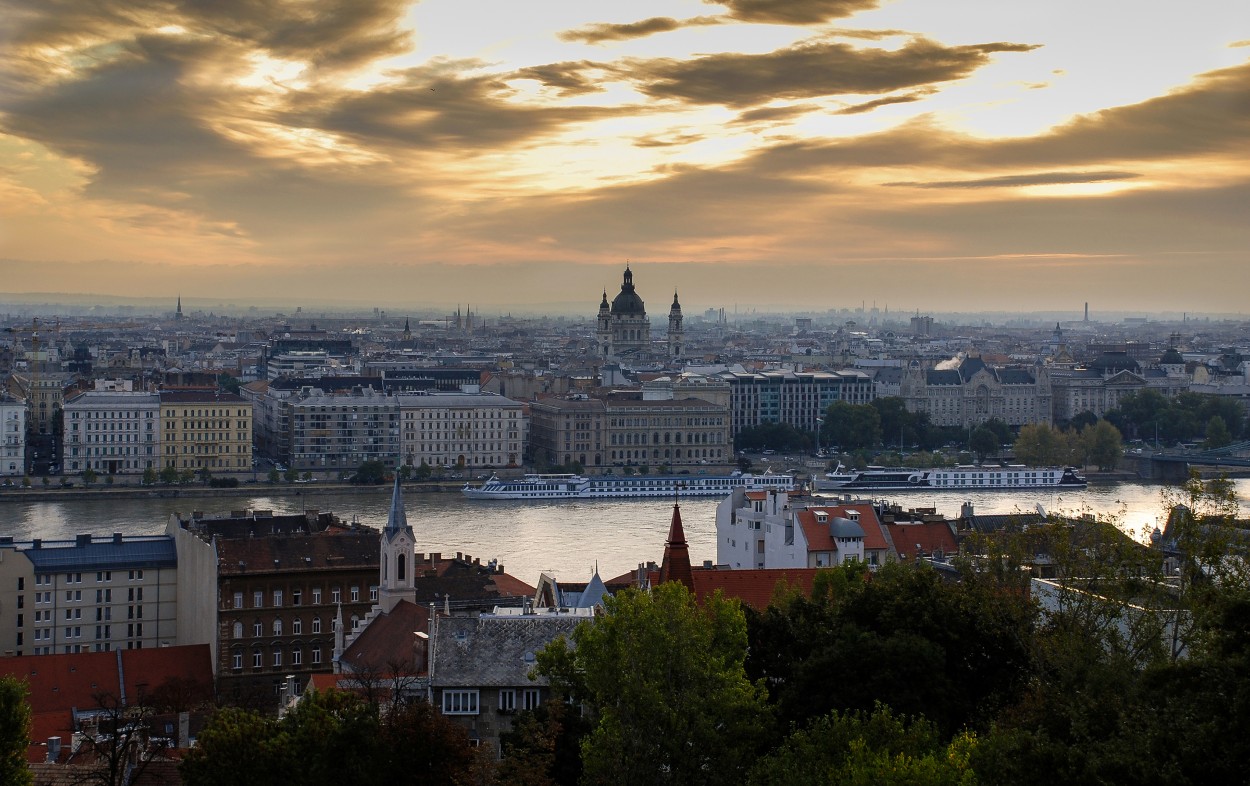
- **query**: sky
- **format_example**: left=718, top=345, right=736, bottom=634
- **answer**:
left=1, top=0, right=1248, bottom=315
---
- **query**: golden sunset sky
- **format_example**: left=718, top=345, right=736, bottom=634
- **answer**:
left=1, top=0, right=1247, bottom=313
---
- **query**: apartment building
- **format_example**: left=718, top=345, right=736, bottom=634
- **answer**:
left=714, top=369, right=874, bottom=437
left=0, top=393, right=25, bottom=476
left=283, top=386, right=399, bottom=474
left=62, top=383, right=160, bottom=476
left=168, top=509, right=379, bottom=704
left=159, top=390, right=253, bottom=474
left=0, top=533, right=177, bottom=657
left=396, top=391, right=524, bottom=470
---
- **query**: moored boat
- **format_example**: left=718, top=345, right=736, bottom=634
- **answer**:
left=813, top=464, right=1086, bottom=492
left=463, top=470, right=796, bottom=500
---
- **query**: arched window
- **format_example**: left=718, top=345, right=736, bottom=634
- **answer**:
left=397, top=554, right=407, bottom=582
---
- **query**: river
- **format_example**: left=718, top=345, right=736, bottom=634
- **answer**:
left=1, top=479, right=1246, bottom=586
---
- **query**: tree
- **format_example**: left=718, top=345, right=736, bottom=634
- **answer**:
left=822, top=401, right=882, bottom=451
left=283, top=467, right=297, bottom=483
left=0, top=676, right=32, bottom=786
left=70, top=691, right=172, bottom=786
left=499, top=699, right=592, bottom=786
left=142, top=466, right=157, bottom=485
left=747, top=704, right=977, bottom=786
left=82, top=467, right=97, bottom=486
left=1205, top=415, right=1232, bottom=449
left=969, top=427, right=998, bottom=463
left=267, top=468, right=280, bottom=484
left=1013, top=423, right=1069, bottom=466
left=351, top=459, right=388, bottom=485
left=537, top=583, right=771, bottom=786
left=160, top=466, right=179, bottom=485
left=414, top=460, right=433, bottom=481
left=216, top=373, right=242, bottom=394
left=1082, top=419, right=1123, bottom=471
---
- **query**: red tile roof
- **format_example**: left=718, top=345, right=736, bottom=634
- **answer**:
left=0, top=645, right=212, bottom=763
left=827, top=504, right=889, bottom=552
left=340, top=600, right=429, bottom=676
left=690, top=568, right=823, bottom=610
left=885, top=521, right=959, bottom=560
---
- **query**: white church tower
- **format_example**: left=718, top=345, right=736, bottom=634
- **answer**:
left=378, top=474, right=416, bottom=613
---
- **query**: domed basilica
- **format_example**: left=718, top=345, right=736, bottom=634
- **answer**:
left=595, top=265, right=683, bottom=362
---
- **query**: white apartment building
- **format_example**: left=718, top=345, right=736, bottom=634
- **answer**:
left=0, top=394, right=25, bottom=476
left=0, top=533, right=178, bottom=657
left=396, top=391, right=525, bottom=470
left=716, top=488, right=875, bottom=570
left=62, top=383, right=160, bottom=476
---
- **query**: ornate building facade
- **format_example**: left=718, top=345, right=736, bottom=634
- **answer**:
left=900, top=355, right=1053, bottom=429
left=595, top=266, right=683, bottom=363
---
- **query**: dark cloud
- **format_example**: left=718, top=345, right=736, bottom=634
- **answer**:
left=708, top=0, right=880, bottom=25
left=632, top=38, right=1039, bottom=107
left=886, top=171, right=1141, bottom=188
left=511, top=61, right=606, bottom=97
left=558, top=16, right=722, bottom=44
left=0, top=0, right=412, bottom=77
left=298, top=65, right=625, bottom=150
left=835, top=91, right=930, bottom=114
left=730, top=105, right=813, bottom=125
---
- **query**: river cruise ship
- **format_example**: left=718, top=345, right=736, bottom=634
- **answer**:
left=463, top=471, right=796, bottom=500
left=813, top=465, right=1087, bottom=493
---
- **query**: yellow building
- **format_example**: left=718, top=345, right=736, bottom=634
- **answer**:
left=159, top=390, right=253, bottom=474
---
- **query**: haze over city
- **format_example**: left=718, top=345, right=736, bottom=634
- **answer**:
left=2, top=0, right=1248, bottom=313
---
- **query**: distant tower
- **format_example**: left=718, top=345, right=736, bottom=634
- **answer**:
left=597, top=290, right=611, bottom=357
left=402, top=317, right=411, bottom=341
left=595, top=265, right=649, bottom=361
left=175, top=296, right=183, bottom=321
left=378, top=475, right=417, bottom=614
left=667, top=290, right=683, bottom=361
left=1084, top=302, right=1089, bottom=322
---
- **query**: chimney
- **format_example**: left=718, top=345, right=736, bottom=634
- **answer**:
left=47, top=736, right=61, bottom=763
left=178, top=712, right=190, bottom=749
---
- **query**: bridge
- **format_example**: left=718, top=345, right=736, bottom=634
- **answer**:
left=1138, top=441, right=1250, bottom=481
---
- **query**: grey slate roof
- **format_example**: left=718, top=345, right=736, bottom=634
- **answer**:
left=829, top=517, right=865, bottom=539
left=20, top=536, right=176, bottom=572
left=431, top=614, right=583, bottom=688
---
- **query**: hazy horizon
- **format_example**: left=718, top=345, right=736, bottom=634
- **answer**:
left=3, top=1, right=1247, bottom=312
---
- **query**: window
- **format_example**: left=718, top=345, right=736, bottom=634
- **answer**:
left=350, top=586, right=360, bottom=602
left=522, top=689, right=541, bottom=711
left=312, top=588, right=322, bottom=604
left=292, top=649, right=302, bottom=666
left=253, top=650, right=263, bottom=668
left=253, top=621, right=263, bottom=637
left=254, top=590, right=263, bottom=608
left=273, top=590, right=283, bottom=607
left=498, top=689, right=516, bottom=712
left=442, top=690, right=479, bottom=715
left=233, top=591, right=243, bottom=608
left=292, top=589, right=302, bottom=606
left=369, top=585, right=378, bottom=602
left=272, top=650, right=282, bottom=667
left=331, top=588, right=341, bottom=604
left=311, top=647, right=321, bottom=665
left=233, top=622, right=243, bottom=639
left=233, top=651, right=243, bottom=670
left=292, top=618, right=302, bottom=635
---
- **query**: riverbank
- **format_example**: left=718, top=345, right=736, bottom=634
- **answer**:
left=0, top=480, right=465, bottom=503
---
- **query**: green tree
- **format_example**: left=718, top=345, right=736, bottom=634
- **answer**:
left=159, top=466, right=179, bottom=485
left=142, top=466, right=157, bottom=485
left=0, top=676, right=32, bottom=786
left=969, top=427, right=998, bottom=462
left=538, top=583, right=771, bottom=786
left=748, top=705, right=977, bottom=786
left=351, top=459, right=388, bottom=485
left=1205, top=414, right=1232, bottom=449
left=267, top=468, right=280, bottom=484
left=1082, top=419, right=1123, bottom=470
left=82, top=467, right=97, bottom=486
left=283, top=467, right=297, bottom=483
left=822, top=401, right=882, bottom=451
left=1013, top=423, right=1068, bottom=466
left=217, top=373, right=242, bottom=394
left=414, top=460, right=433, bottom=481
left=181, top=707, right=283, bottom=786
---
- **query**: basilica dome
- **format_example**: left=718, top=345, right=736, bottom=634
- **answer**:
left=610, top=267, right=646, bottom=316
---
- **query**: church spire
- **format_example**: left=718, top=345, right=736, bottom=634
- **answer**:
left=385, top=473, right=410, bottom=536
left=659, top=503, right=694, bottom=589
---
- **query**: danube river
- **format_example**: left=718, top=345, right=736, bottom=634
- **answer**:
left=0, top=480, right=1246, bottom=585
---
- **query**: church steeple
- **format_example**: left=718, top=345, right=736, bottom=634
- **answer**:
left=175, top=295, right=183, bottom=321
left=379, top=474, right=416, bottom=613
left=659, top=503, right=694, bottom=590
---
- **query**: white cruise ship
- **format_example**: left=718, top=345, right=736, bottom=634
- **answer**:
left=813, top=464, right=1087, bottom=492
left=462, top=471, right=796, bottom=500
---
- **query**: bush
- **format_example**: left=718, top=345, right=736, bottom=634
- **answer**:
left=209, top=477, right=240, bottom=488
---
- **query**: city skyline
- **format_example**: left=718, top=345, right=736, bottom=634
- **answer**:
left=2, top=0, right=1248, bottom=313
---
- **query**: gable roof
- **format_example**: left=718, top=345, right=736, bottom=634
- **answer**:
left=884, top=521, right=959, bottom=561
left=689, top=568, right=823, bottom=610
left=340, top=599, right=428, bottom=675
left=430, top=614, right=582, bottom=688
